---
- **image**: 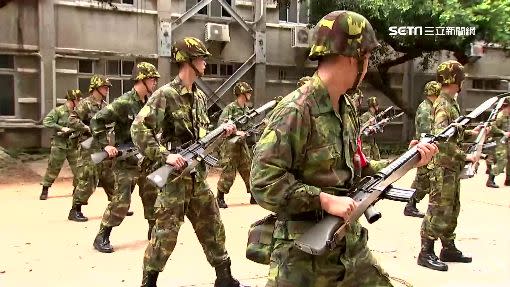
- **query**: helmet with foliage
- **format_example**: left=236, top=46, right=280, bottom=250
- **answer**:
left=308, top=10, right=380, bottom=61
left=233, top=82, right=253, bottom=97
left=423, top=81, right=441, bottom=97
left=297, top=76, right=313, bottom=88
left=367, top=96, right=378, bottom=108
left=133, top=62, right=160, bottom=81
left=171, top=37, right=212, bottom=63
left=88, top=75, right=112, bottom=93
left=436, top=60, right=465, bottom=86
left=65, top=89, right=82, bottom=101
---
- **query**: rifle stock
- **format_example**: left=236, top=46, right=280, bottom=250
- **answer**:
left=90, top=143, right=138, bottom=164
left=80, top=137, right=93, bottom=149
left=294, top=94, right=503, bottom=256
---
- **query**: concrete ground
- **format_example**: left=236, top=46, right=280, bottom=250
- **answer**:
left=0, top=159, right=509, bottom=287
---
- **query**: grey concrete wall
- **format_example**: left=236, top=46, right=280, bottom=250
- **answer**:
left=0, top=0, right=39, bottom=47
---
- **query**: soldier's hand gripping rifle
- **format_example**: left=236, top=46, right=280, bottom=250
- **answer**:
left=362, top=112, right=404, bottom=136
left=359, top=106, right=393, bottom=133
left=460, top=95, right=509, bottom=179
left=228, top=121, right=265, bottom=144
left=147, top=99, right=278, bottom=188
left=90, top=142, right=140, bottom=164
left=294, top=94, right=502, bottom=256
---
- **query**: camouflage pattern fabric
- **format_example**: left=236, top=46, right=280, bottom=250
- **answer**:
left=297, top=76, right=313, bottom=88
left=131, top=76, right=231, bottom=272
left=436, top=60, right=465, bottom=86
left=348, top=89, right=363, bottom=112
left=360, top=110, right=381, bottom=161
left=410, top=98, right=435, bottom=202
left=217, top=101, right=252, bottom=195
left=69, top=96, right=115, bottom=205
left=65, top=89, right=82, bottom=101
left=41, top=104, right=79, bottom=187
left=367, top=96, right=378, bottom=108
left=133, top=62, right=160, bottom=81
left=489, top=110, right=510, bottom=176
left=91, top=89, right=157, bottom=226
left=423, top=81, right=441, bottom=97
left=250, top=73, right=392, bottom=286
left=171, top=37, right=211, bottom=63
left=233, top=81, right=253, bottom=97
left=88, top=74, right=112, bottom=93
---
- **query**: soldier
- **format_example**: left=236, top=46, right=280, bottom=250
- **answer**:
left=419, top=60, right=478, bottom=271
left=67, top=75, right=115, bottom=222
left=486, top=98, right=510, bottom=188
left=216, top=82, right=256, bottom=208
left=39, top=89, right=82, bottom=200
left=297, top=76, right=313, bottom=88
left=250, top=11, right=437, bottom=286
left=404, top=81, right=441, bottom=217
left=350, top=88, right=364, bottom=113
left=90, top=62, right=160, bottom=253
left=131, top=37, right=247, bottom=287
left=360, top=96, right=381, bottom=160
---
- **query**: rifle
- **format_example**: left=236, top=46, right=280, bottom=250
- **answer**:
left=90, top=142, right=140, bottom=164
left=147, top=99, right=278, bottom=188
left=362, top=112, right=404, bottom=136
left=359, top=106, right=393, bottom=132
left=56, top=129, right=75, bottom=136
left=459, top=95, right=508, bottom=179
left=80, top=137, right=94, bottom=149
left=294, top=94, right=502, bottom=256
left=228, top=121, right=265, bottom=144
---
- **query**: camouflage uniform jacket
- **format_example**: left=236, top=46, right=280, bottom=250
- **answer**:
left=251, top=74, right=366, bottom=217
left=69, top=95, right=107, bottom=144
left=218, top=101, right=252, bottom=155
left=43, top=104, right=75, bottom=147
left=360, top=110, right=377, bottom=141
left=131, top=76, right=211, bottom=181
left=489, top=111, right=510, bottom=140
left=91, top=89, right=146, bottom=147
left=415, top=98, right=434, bottom=139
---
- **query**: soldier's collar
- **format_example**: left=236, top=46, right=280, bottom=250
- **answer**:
left=310, top=73, right=334, bottom=114
left=172, top=75, right=196, bottom=95
left=131, top=88, right=146, bottom=103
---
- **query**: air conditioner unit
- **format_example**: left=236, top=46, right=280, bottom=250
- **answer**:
left=205, top=23, right=230, bottom=42
left=291, top=26, right=310, bottom=48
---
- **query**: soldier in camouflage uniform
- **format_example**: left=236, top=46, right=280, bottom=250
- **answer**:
left=486, top=98, right=510, bottom=188
left=39, top=89, right=82, bottom=200
left=67, top=75, right=115, bottom=222
left=250, top=11, right=437, bottom=287
left=216, top=81, right=256, bottom=208
left=131, top=37, right=247, bottom=287
left=297, top=76, right=313, bottom=88
left=404, top=81, right=441, bottom=217
left=419, top=60, right=476, bottom=272
left=91, top=62, right=160, bottom=253
left=360, top=96, right=381, bottom=160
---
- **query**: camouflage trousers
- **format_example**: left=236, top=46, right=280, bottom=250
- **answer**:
left=421, top=167, right=460, bottom=241
left=143, top=175, right=230, bottom=272
left=362, top=141, right=381, bottom=161
left=267, top=220, right=392, bottom=287
left=409, top=166, right=431, bottom=203
left=217, top=147, right=251, bottom=195
left=101, top=160, right=158, bottom=227
left=41, top=140, right=79, bottom=187
left=491, top=143, right=509, bottom=176
left=72, top=147, right=115, bottom=206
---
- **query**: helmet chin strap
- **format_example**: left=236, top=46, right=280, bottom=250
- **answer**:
left=188, top=59, right=203, bottom=78
left=141, top=79, right=153, bottom=96
left=345, top=59, right=365, bottom=96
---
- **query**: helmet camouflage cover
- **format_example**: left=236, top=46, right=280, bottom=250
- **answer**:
left=436, top=60, right=465, bottom=86
left=423, top=81, right=441, bottom=97
left=133, top=62, right=160, bottom=81
left=233, top=82, right=253, bottom=97
left=367, top=96, right=378, bottom=108
left=88, top=75, right=112, bottom=93
left=65, top=89, right=82, bottom=100
left=309, top=10, right=380, bottom=61
left=297, top=76, right=313, bottom=88
left=171, top=37, right=212, bottom=63
left=350, top=89, right=364, bottom=104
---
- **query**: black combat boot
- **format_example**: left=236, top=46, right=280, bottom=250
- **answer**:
left=417, top=238, right=448, bottom=271
left=127, top=210, right=134, bottom=216
left=249, top=194, right=257, bottom=204
left=217, top=192, right=228, bottom=209
left=147, top=220, right=156, bottom=240
left=403, top=198, right=425, bottom=218
left=39, top=186, right=49, bottom=200
left=440, top=239, right=472, bottom=263
left=486, top=164, right=492, bottom=174
left=505, top=178, right=510, bottom=186
left=93, top=224, right=114, bottom=253
left=486, top=175, right=499, bottom=188
left=141, top=270, right=159, bottom=287
left=68, top=204, right=88, bottom=222
left=214, top=260, right=248, bottom=287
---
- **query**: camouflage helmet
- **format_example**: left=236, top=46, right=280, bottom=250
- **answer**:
left=350, top=89, right=364, bottom=104
left=503, top=97, right=510, bottom=107
left=233, top=82, right=253, bottom=97
left=367, top=96, right=378, bottom=108
left=309, top=11, right=380, bottom=61
left=88, top=75, right=112, bottom=93
left=297, top=76, right=313, bottom=88
left=133, top=62, right=160, bottom=81
left=171, top=37, right=212, bottom=63
left=436, top=60, right=465, bottom=86
left=423, top=81, right=441, bottom=97
left=65, top=89, right=82, bottom=101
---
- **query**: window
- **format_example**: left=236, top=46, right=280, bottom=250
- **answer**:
left=279, top=0, right=308, bottom=24
left=186, top=0, right=233, bottom=17
left=121, top=0, right=134, bottom=4
left=122, top=60, right=135, bottom=76
left=485, top=79, right=500, bottom=90
left=109, top=79, right=122, bottom=103
left=472, top=79, right=504, bottom=90
left=0, top=74, right=15, bottom=116
left=221, top=0, right=232, bottom=18
left=106, top=60, right=120, bottom=75
left=78, top=60, right=93, bottom=74
left=0, top=54, right=14, bottom=69
left=278, top=69, right=287, bottom=80
left=78, top=77, right=91, bottom=94
left=123, top=79, right=135, bottom=93
left=205, top=63, right=236, bottom=77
